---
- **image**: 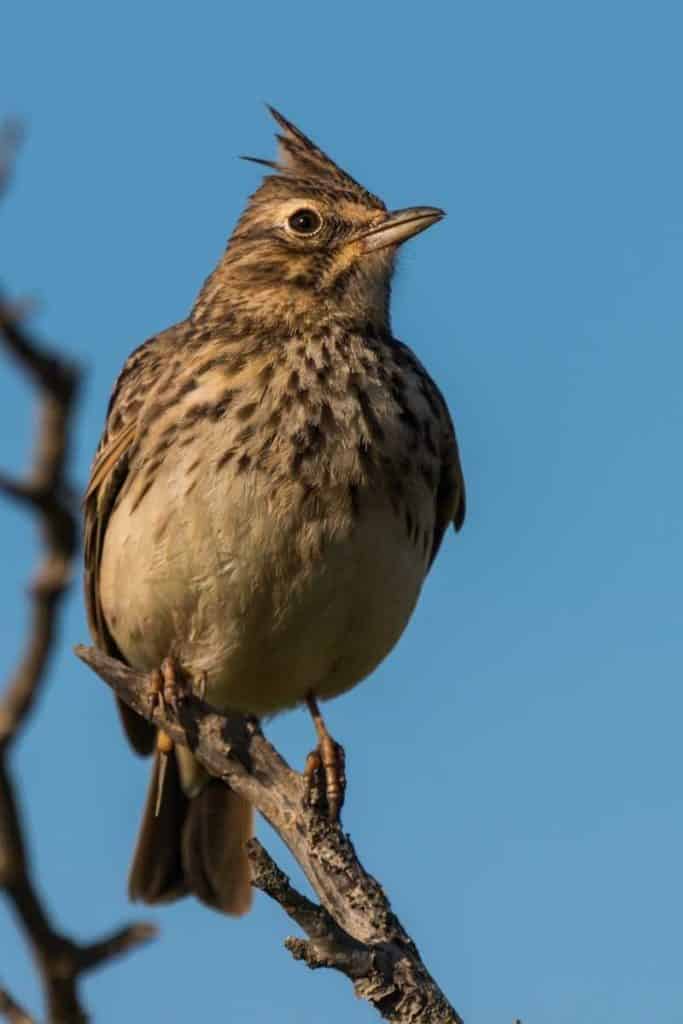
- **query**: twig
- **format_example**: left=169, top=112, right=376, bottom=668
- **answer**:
left=0, top=986, right=35, bottom=1024
left=0, top=292, right=156, bottom=1023
left=247, top=840, right=399, bottom=999
left=75, top=644, right=464, bottom=1024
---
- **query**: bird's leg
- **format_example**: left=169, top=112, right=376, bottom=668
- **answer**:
left=303, top=694, right=346, bottom=821
left=147, top=657, right=200, bottom=816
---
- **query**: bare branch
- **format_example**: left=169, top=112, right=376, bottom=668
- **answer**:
left=75, top=644, right=464, bottom=1024
left=0, top=986, right=35, bottom=1024
left=0, top=290, right=156, bottom=1022
left=248, top=840, right=383, bottom=987
left=0, top=295, right=80, bottom=749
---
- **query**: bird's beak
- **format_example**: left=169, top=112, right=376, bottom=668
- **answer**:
left=357, top=206, right=445, bottom=254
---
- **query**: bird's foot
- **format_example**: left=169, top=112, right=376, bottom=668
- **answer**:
left=303, top=695, right=346, bottom=821
left=147, top=657, right=206, bottom=719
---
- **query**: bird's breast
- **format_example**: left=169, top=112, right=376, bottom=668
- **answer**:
left=99, top=333, right=441, bottom=713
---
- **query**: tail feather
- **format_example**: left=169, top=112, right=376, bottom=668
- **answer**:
left=128, top=750, right=253, bottom=916
left=129, top=750, right=189, bottom=903
left=182, top=780, right=253, bottom=915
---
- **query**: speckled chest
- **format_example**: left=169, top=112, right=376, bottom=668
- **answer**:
left=117, top=322, right=444, bottom=561
left=97, top=321, right=445, bottom=707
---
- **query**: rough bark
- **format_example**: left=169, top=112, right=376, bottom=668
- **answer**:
left=75, top=645, right=464, bottom=1024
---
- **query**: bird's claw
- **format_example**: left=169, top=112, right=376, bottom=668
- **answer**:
left=148, top=657, right=204, bottom=722
left=303, top=735, right=346, bottom=821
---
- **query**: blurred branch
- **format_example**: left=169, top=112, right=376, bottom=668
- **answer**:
left=0, top=122, right=23, bottom=200
left=0, top=986, right=35, bottom=1024
left=0, top=293, right=80, bottom=749
left=0, top=130, right=156, bottom=1023
left=75, top=644, right=464, bottom=1024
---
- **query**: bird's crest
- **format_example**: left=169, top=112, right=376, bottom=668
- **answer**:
left=242, top=106, right=384, bottom=209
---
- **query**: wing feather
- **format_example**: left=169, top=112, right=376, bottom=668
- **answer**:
left=390, top=339, right=466, bottom=568
left=83, top=337, right=168, bottom=755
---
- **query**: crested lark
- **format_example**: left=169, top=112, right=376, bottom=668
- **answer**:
left=84, top=108, right=465, bottom=915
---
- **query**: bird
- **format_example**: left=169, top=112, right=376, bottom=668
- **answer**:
left=83, top=107, right=465, bottom=917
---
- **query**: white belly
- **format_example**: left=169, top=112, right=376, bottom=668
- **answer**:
left=99, top=445, right=432, bottom=715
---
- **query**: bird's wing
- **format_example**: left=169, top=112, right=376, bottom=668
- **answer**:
left=391, top=339, right=466, bottom=568
left=429, top=413, right=466, bottom=568
left=83, top=336, right=167, bottom=755
left=83, top=420, right=136, bottom=649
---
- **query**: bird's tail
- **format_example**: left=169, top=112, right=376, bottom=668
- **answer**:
left=128, top=746, right=253, bottom=915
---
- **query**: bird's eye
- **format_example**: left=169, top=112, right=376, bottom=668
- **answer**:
left=287, top=208, right=323, bottom=236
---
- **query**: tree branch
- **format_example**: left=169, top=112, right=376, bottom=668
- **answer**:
left=0, top=986, right=35, bottom=1024
left=0, top=258, right=156, bottom=1019
left=75, top=644, right=464, bottom=1023
left=0, top=290, right=79, bottom=749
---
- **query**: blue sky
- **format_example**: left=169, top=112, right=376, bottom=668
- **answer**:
left=2, top=1, right=682, bottom=1021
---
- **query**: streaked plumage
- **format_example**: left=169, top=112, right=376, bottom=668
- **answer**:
left=84, top=107, right=465, bottom=915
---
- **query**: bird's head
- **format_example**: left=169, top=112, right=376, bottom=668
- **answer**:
left=192, top=107, right=444, bottom=332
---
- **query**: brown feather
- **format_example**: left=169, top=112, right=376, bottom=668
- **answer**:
left=128, top=751, right=189, bottom=903
left=84, top=421, right=136, bottom=501
left=180, top=779, right=253, bottom=916
left=128, top=750, right=253, bottom=915
left=264, top=105, right=385, bottom=209
left=83, top=389, right=155, bottom=753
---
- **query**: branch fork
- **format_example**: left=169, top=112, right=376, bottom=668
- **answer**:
left=75, top=644, right=463, bottom=1024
